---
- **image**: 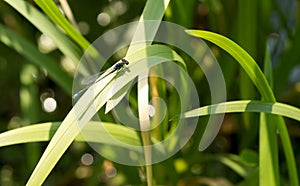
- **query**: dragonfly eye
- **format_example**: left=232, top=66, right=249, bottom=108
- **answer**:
left=121, top=58, right=129, bottom=65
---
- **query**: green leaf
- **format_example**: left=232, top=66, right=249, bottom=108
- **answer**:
left=182, top=100, right=300, bottom=123
left=33, top=0, right=103, bottom=65
left=0, top=122, right=141, bottom=148
left=34, top=0, right=90, bottom=51
left=126, top=2, right=171, bottom=184
left=259, top=113, right=279, bottom=186
left=4, top=0, right=82, bottom=65
left=186, top=30, right=273, bottom=101
left=25, top=44, right=183, bottom=185
left=0, top=24, right=72, bottom=93
left=239, top=149, right=258, bottom=166
left=236, top=0, right=258, bottom=149
left=263, top=43, right=273, bottom=89
left=186, top=30, right=298, bottom=186
left=259, top=42, right=279, bottom=186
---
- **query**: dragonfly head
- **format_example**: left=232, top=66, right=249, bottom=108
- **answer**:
left=121, top=58, right=129, bottom=65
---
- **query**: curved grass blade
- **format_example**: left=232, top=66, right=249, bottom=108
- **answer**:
left=33, top=0, right=90, bottom=51
left=33, top=0, right=102, bottom=63
left=182, top=100, right=300, bottom=122
left=0, top=122, right=141, bottom=148
left=186, top=30, right=298, bottom=186
left=4, top=0, right=82, bottom=65
left=186, top=30, right=273, bottom=100
left=25, top=45, right=183, bottom=185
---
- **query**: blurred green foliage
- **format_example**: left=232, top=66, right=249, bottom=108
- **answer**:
left=0, top=0, right=300, bottom=185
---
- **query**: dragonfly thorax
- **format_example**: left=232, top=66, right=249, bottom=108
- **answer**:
left=114, top=59, right=129, bottom=70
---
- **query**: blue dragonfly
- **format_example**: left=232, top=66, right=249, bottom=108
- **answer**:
left=73, top=59, right=129, bottom=99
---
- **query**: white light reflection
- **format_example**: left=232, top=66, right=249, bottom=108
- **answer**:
left=97, top=13, right=111, bottom=26
left=38, top=34, right=57, bottom=53
left=61, top=56, right=76, bottom=75
left=81, top=153, right=94, bottom=166
left=43, top=97, right=57, bottom=112
left=148, top=104, right=155, bottom=117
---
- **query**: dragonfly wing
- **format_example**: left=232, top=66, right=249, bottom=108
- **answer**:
left=80, top=71, right=104, bottom=85
left=81, top=68, right=116, bottom=85
left=73, top=70, right=115, bottom=99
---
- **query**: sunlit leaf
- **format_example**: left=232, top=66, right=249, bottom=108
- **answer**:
left=25, top=44, right=183, bottom=185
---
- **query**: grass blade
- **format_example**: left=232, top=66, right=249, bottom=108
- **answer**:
left=33, top=0, right=102, bottom=63
left=186, top=30, right=298, bottom=186
left=34, top=0, right=90, bottom=51
left=259, top=42, right=278, bottom=186
left=186, top=30, right=273, bottom=100
left=25, top=45, right=182, bottom=185
left=0, top=122, right=142, bottom=151
left=237, top=0, right=257, bottom=150
left=4, top=0, right=82, bottom=65
left=182, top=100, right=300, bottom=123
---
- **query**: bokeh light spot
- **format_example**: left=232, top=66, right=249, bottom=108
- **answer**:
left=43, top=97, right=57, bottom=112
left=81, top=153, right=94, bottom=166
left=97, top=13, right=111, bottom=26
